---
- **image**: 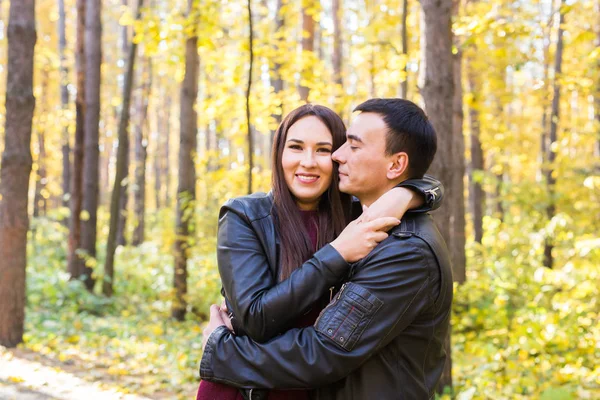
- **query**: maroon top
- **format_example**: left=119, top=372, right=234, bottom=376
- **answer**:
left=196, top=210, right=324, bottom=400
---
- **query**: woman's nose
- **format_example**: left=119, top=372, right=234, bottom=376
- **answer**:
left=300, top=151, right=317, bottom=167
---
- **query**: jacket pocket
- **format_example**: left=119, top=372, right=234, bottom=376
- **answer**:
left=315, top=282, right=383, bottom=351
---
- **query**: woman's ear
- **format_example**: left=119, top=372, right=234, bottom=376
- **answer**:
left=387, top=152, right=409, bottom=180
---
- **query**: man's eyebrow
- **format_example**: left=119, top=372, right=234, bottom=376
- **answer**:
left=347, top=134, right=363, bottom=143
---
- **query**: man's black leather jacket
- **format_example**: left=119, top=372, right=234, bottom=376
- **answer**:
left=201, top=177, right=451, bottom=399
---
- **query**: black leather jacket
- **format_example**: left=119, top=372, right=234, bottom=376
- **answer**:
left=201, top=177, right=451, bottom=400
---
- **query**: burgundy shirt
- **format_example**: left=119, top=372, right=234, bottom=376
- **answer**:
left=196, top=210, right=324, bottom=400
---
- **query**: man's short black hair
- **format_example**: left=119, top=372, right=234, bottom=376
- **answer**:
left=354, top=98, right=437, bottom=179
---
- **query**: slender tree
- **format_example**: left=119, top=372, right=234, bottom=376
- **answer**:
left=451, top=0, right=466, bottom=283
left=419, top=0, right=457, bottom=391
left=104, top=0, right=144, bottom=297
left=270, top=0, right=284, bottom=147
left=80, top=0, right=102, bottom=291
left=467, top=63, right=484, bottom=243
left=596, top=0, right=600, bottom=158
left=0, top=0, right=36, bottom=348
left=58, top=0, right=70, bottom=209
left=173, top=0, right=199, bottom=320
left=399, top=0, right=409, bottom=98
left=247, top=0, right=254, bottom=194
left=117, top=1, right=131, bottom=247
left=298, top=0, right=315, bottom=101
left=68, top=0, right=86, bottom=279
left=544, top=0, right=566, bottom=269
left=164, top=94, right=172, bottom=207
left=33, top=68, right=49, bottom=219
left=132, top=58, right=152, bottom=245
left=332, top=0, right=343, bottom=112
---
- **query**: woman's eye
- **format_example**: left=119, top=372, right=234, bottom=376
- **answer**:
left=317, top=148, right=332, bottom=153
left=288, top=145, right=302, bottom=150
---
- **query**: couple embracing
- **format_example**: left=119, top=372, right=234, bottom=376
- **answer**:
left=197, top=98, right=452, bottom=400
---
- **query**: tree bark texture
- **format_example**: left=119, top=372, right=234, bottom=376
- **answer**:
left=246, top=0, right=254, bottom=194
left=419, top=0, right=456, bottom=390
left=104, top=0, right=143, bottom=297
left=68, top=0, right=86, bottom=279
left=173, top=0, right=199, bottom=321
left=80, top=0, right=102, bottom=290
left=450, top=0, right=466, bottom=284
left=59, top=0, right=71, bottom=209
left=399, top=0, right=409, bottom=98
left=298, top=0, right=315, bottom=102
left=164, top=94, right=171, bottom=207
left=544, top=0, right=566, bottom=269
left=467, top=63, right=484, bottom=244
left=0, top=0, right=36, bottom=348
left=270, top=0, right=284, bottom=151
left=132, top=58, right=152, bottom=246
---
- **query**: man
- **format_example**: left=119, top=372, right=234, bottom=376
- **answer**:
left=200, top=98, right=453, bottom=399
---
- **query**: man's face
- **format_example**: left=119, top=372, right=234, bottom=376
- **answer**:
left=332, top=112, right=393, bottom=206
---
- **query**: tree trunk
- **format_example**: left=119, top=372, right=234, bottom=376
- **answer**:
left=246, top=0, right=254, bottom=194
left=450, top=0, right=466, bottom=284
left=270, top=0, right=284, bottom=150
left=117, top=0, right=132, bottom=247
left=544, top=0, right=566, bottom=269
left=58, top=0, right=70, bottom=210
left=68, top=0, right=86, bottom=280
left=332, top=0, right=343, bottom=113
left=103, top=0, right=143, bottom=297
left=164, top=94, right=172, bottom=207
left=298, top=1, right=315, bottom=102
left=596, top=0, right=600, bottom=159
left=399, top=0, right=409, bottom=98
left=33, top=69, right=49, bottom=219
left=80, top=0, right=102, bottom=291
left=172, top=0, right=199, bottom=321
left=419, top=0, right=456, bottom=391
left=116, top=145, right=129, bottom=246
left=132, top=58, right=152, bottom=246
left=0, top=0, right=36, bottom=348
left=467, top=63, right=484, bottom=244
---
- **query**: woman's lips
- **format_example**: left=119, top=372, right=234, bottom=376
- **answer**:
left=296, top=174, right=319, bottom=183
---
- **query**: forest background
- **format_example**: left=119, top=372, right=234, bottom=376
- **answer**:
left=0, top=0, right=599, bottom=398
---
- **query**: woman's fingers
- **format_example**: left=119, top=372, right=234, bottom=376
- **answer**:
left=366, top=217, right=401, bottom=232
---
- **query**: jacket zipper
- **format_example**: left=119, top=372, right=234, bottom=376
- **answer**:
left=316, top=283, right=347, bottom=327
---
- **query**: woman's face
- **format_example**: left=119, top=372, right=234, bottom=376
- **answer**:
left=281, top=116, right=334, bottom=211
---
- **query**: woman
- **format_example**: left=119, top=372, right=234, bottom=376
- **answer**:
left=196, top=104, right=441, bottom=400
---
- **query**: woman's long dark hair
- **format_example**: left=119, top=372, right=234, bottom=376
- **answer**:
left=272, top=104, right=351, bottom=281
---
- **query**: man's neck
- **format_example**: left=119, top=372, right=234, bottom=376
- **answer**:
left=357, top=182, right=401, bottom=208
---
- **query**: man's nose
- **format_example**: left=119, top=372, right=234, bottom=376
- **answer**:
left=332, top=143, right=345, bottom=163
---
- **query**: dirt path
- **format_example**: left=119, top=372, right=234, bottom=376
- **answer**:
left=0, top=349, right=152, bottom=400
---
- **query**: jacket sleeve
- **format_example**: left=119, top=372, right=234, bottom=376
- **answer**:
left=349, top=174, right=444, bottom=219
left=397, top=174, right=444, bottom=212
left=218, top=199, right=350, bottom=343
left=201, top=235, right=436, bottom=389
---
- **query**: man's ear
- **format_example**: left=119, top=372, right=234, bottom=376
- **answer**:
left=387, top=152, right=409, bottom=180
